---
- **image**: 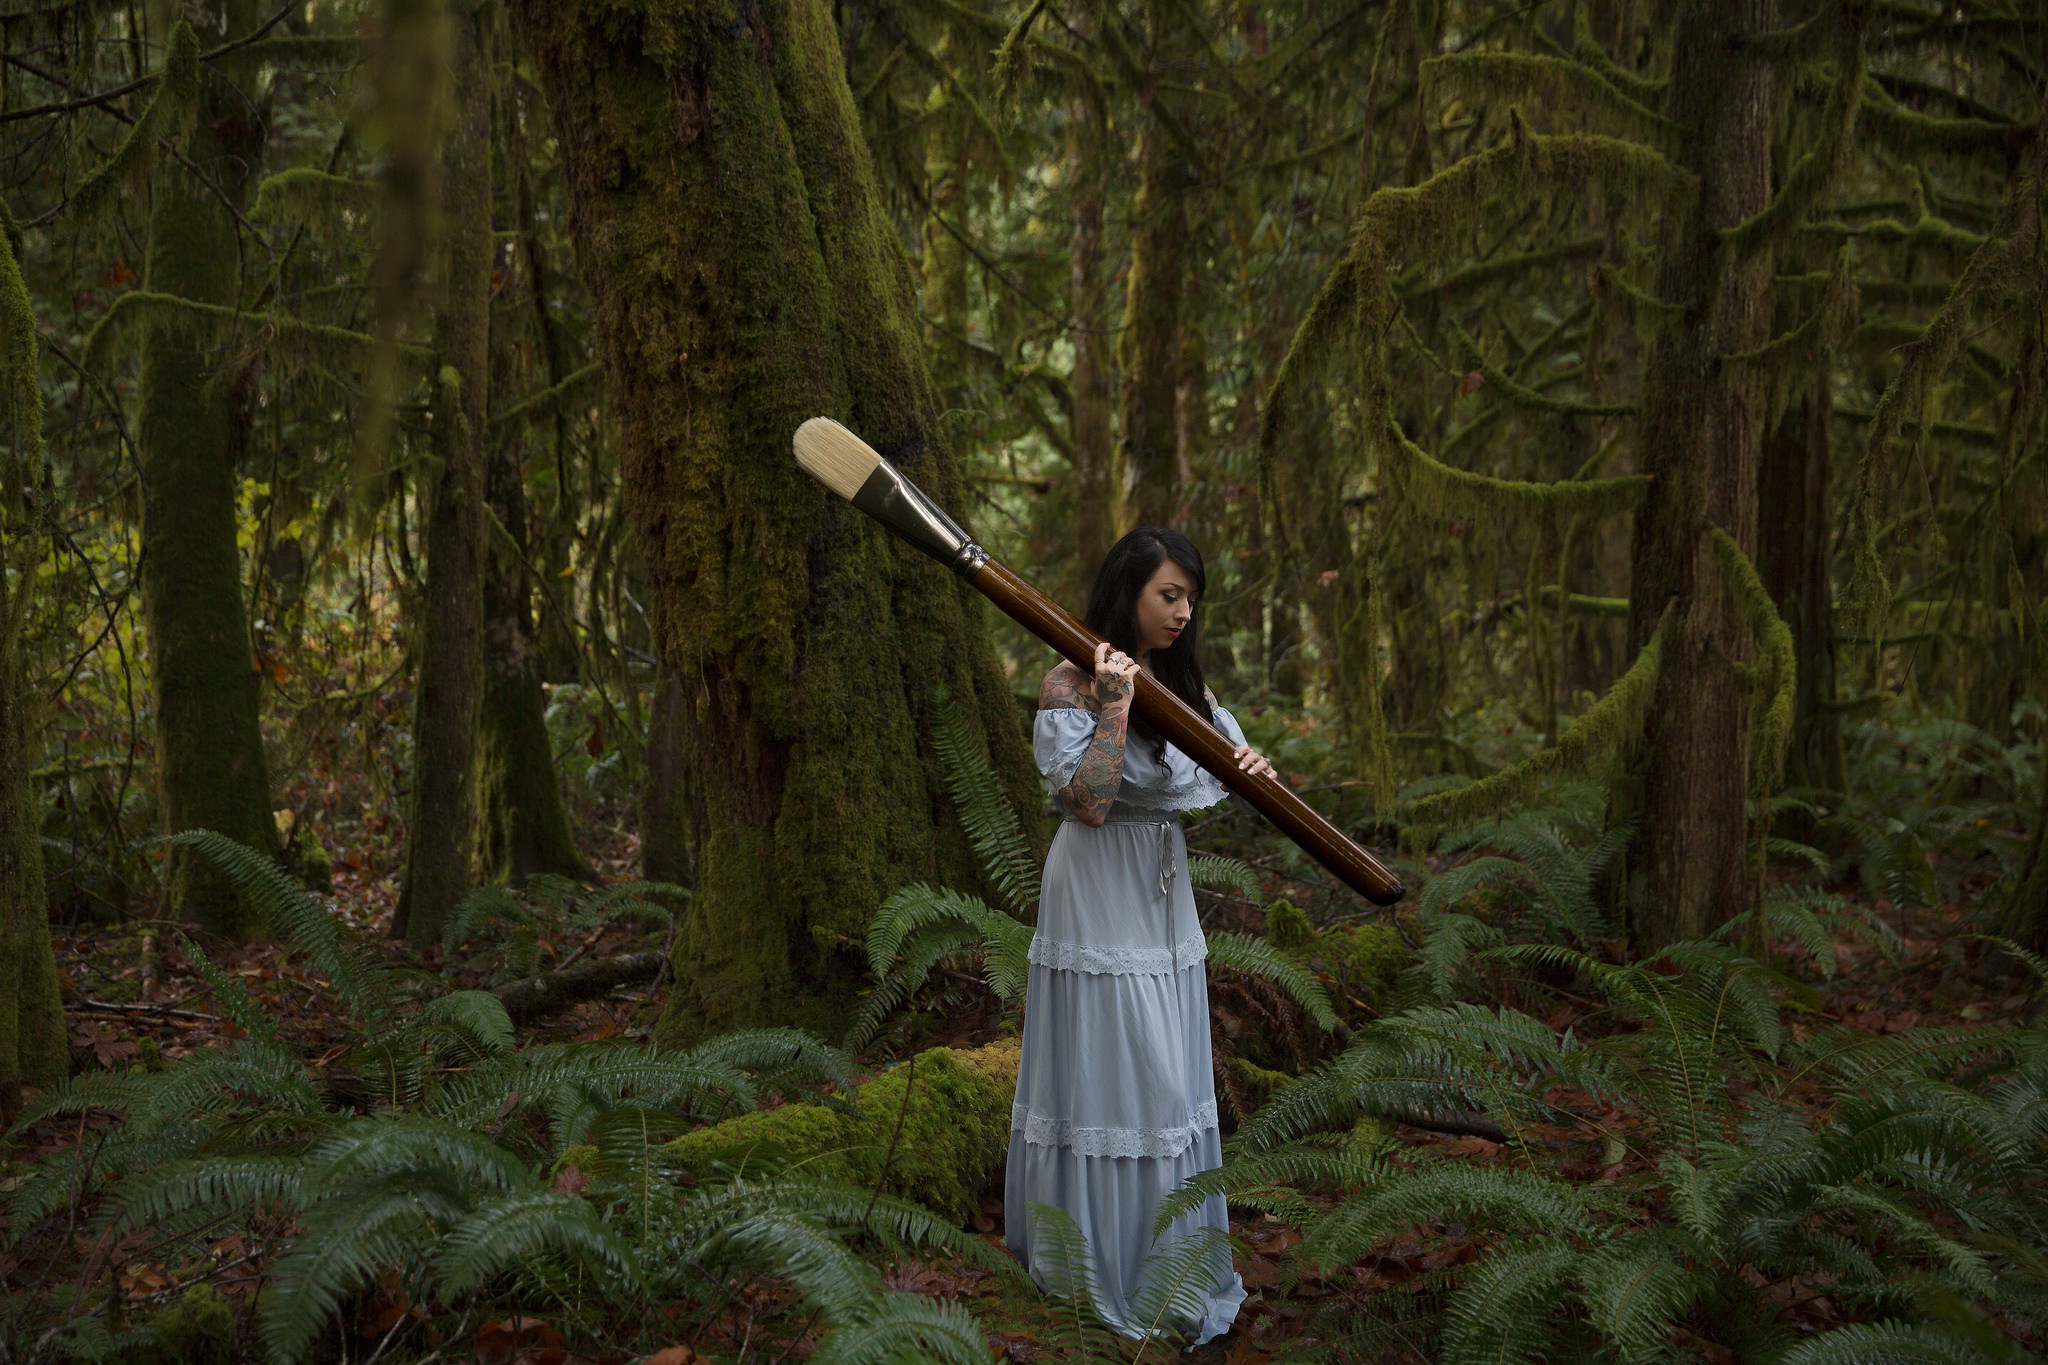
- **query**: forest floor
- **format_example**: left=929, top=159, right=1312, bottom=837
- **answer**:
left=8, top=835, right=2030, bottom=1364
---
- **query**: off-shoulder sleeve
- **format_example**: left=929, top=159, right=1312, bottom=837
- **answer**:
left=1033, top=707, right=1100, bottom=796
left=1212, top=704, right=1247, bottom=750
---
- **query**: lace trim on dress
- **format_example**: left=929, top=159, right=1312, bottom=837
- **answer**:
left=1011, top=1100, right=1220, bottom=1159
left=1027, top=930, right=1207, bottom=975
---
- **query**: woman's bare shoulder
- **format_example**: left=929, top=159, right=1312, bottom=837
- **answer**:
left=1039, top=660, right=1099, bottom=712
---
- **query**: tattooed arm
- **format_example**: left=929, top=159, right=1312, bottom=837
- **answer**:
left=1041, top=647, right=1139, bottom=826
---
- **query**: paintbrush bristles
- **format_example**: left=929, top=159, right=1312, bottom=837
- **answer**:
left=793, top=417, right=881, bottom=501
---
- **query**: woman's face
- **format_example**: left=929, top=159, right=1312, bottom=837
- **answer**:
left=1134, top=558, right=1197, bottom=660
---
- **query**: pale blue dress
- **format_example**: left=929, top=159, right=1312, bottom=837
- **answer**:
left=1005, top=700, right=1249, bottom=1344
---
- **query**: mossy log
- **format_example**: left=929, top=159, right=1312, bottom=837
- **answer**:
left=664, top=1039, right=1020, bottom=1225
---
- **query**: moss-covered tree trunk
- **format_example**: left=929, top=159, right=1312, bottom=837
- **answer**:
left=137, top=2, right=276, bottom=937
left=1619, top=0, right=1779, bottom=950
left=476, top=409, right=588, bottom=886
left=1066, top=99, right=1117, bottom=580
left=513, top=0, right=1041, bottom=1044
left=640, top=667, right=692, bottom=885
left=394, top=0, right=494, bottom=945
left=1759, top=388, right=1845, bottom=795
left=1116, top=0, right=1191, bottom=532
left=1, top=227, right=66, bottom=1120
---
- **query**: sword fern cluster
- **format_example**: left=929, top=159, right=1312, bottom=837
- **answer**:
left=6, top=832, right=1012, bottom=1364
left=1167, top=936, right=2048, bottom=1362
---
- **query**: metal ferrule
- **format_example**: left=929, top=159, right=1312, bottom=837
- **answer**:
left=850, top=459, right=985, bottom=578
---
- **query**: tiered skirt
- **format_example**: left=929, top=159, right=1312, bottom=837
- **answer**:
left=1004, top=808, right=1245, bottom=1344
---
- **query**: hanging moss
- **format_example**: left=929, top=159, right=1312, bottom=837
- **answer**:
left=1421, top=52, right=1673, bottom=146
left=1412, top=610, right=1669, bottom=832
left=69, top=22, right=200, bottom=223
left=1722, top=13, right=1866, bottom=257
left=83, top=290, right=390, bottom=377
left=1264, top=121, right=1691, bottom=455
left=663, top=1040, right=1019, bottom=1224
left=1727, top=246, right=1860, bottom=426
left=250, top=167, right=381, bottom=231
left=1383, top=422, right=1647, bottom=531
left=1709, top=529, right=1796, bottom=798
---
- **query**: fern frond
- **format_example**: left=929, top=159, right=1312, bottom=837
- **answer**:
left=1129, top=1225, right=1236, bottom=1342
left=1439, top=1241, right=1577, bottom=1365
left=105, top=1156, right=306, bottom=1237
left=259, top=1188, right=436, bottom=1364
left=169, top=831, right=395, bottom=1027
left=1206, top=932, right=1338, bottom=1031
left=420, top=990, right=515, bottom=1062
left=929, top=687, right=1040, bottom=917
left=1776, top=1321, right=1994, bottom=1365
left=177, top=933, right=281, bottom=1044
left=1188, top=855, right=1262, bottom=906
left=442, top=884, right=528, bottom=949
left=808, top=1292, right=997, bottom=1365
left=432, top=1190, right=638, bottom=1297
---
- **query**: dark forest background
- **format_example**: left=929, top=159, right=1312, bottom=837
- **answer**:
left=2, top=1, right=2046, bottom=1361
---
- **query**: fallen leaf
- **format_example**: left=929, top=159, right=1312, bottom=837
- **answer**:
left=640, top=1349, right=701, bottom=1365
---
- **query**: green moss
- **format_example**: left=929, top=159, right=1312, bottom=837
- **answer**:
left=1265, top=901, right=1404, bottom=1020
left=1412, top=609, right=1670, bottom=832
left=513, top=0, right=1042, bottom=1045
left=1264, top=899, right=1315, bottom=953
left=1227, top=1056, right=1295, bottom=1107
left=139, top=1285, right=235, bottom=1365
left=663, top=1039, right=1018, bottom=1223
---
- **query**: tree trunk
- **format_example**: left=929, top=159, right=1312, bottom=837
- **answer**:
left=1758, top=387, right=1845, bottom=795
left=1, top=225, right=66, bottom=1117
left=513, top=0, right=1042, bottom=1045
left=640, top=665, right=692, bottom=886
left=0, top=626, right=65, bottom=1121
left=1620, top=0, right=1779, bottom=951
left=394, top=0, right=494, bottom=945
left=137, top=1, right=276, bottom=937
left=476, top=424, right=589, bottom=886
left=1116, top=0, right=1191, bottom=532
left=1067, top=98, right=1117, bottom=583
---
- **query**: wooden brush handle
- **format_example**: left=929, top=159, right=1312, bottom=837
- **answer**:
left=972, top=559, right=1406, bottom=906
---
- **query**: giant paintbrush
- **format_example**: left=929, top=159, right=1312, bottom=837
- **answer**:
left=793, top=417, right=1405, bottom=906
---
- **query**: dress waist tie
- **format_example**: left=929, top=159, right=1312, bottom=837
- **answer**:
left=1066, top=806, right=1177, bottom=900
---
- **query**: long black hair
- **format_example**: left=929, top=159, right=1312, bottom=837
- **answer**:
left=1083, top=526, right=1220, bottom=763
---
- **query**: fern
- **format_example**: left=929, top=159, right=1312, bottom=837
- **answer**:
left=929, top=685, right=1040, bottom=917
left=1206, top=931, right=1338, bottom=1031
left=169, top=830, right=396, bottom=1027
left=1022, top=1201, right=1126, bottom=1361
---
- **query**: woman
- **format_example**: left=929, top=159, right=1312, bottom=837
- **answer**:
left=1005, top=527, right=1277, bottom=1344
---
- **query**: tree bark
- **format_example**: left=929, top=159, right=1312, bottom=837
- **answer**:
left=1116, top=0, right=1191, bottom=532
left=1, top=229, right=65, bottom=1110
left=395, top=0, right=494, bottom=945
left=476, top=425, right=589, bottom=886
left=1758, top=387, right=1845, bottom=794
left=640, top=666, right=693, bottom=886
left=512, top=0, right=1042, bottom=1045
left=1066, top=97, right=1117, bottom=582
left=1620, top=0, right=1779, bottom=951
left=0, top=638, right=65, bottom=1121
left=137, top=1, right=277, bottom=937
